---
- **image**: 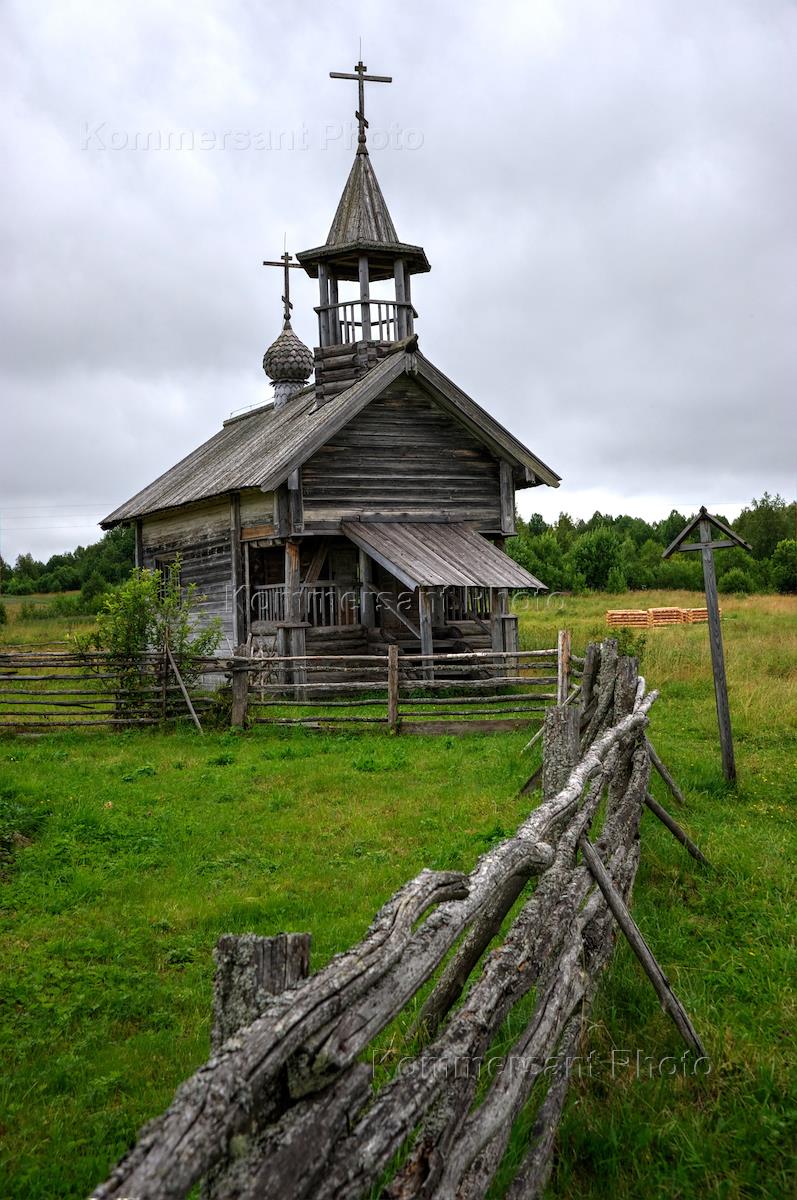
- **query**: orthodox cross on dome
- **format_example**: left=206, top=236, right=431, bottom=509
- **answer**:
left=262, top=250, right=303, bottom=326
left=330, top=59, right=392, bottom=154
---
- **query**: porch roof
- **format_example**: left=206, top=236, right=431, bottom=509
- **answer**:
left=341, top=521, right=547, bottom=591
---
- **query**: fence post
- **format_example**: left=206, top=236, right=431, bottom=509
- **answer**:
left=542, top=704, right=580, bottom=801
left=231, top=657, right=249, bottom=728
left=204, top=932, right=312, bottom=1199
left=387, top=644, right=400, bottom=733
left=556, top=628, right=571, bottom=706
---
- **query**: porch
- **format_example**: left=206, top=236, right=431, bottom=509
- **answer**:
left=242, top=520, right=545, bottom=667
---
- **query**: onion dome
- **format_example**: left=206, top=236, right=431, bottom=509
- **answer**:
left=262, top=320, right=314, bottom=409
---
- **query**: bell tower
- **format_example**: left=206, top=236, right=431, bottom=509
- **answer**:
left=296, top=60, right=430, bottom=404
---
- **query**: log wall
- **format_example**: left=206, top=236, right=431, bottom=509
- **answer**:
left=301, top=378, right=504, bottom=531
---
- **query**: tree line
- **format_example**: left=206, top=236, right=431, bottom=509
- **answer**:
left=0, top=493, right=794, bottom=606
left=506, top=493, right=795, bottom=595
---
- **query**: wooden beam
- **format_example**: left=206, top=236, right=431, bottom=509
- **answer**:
left=578, top=836, right=707, bottom=1057
left=418, top=587, right=434, bottom=680
left=393, top=258, right=407, bottom=340
left=229, top=493, right=245, bottom=648
left=699, top=517, right=736, bottom=782
left=359, top=255, right=371, bottom=341
left=288, top=468, right=304, bottom=534
left=359, top=549, right=376, bottom=627
left=275, top=485, right=290, bottom=539
left=318, top=264, right=331, bottom=347
left=675, top=539, right=738, bottom=553
left=241, top=523, right=277, bottom=542
left=499, top=461, right=516, bottom=535
left=134, top=518, right=144, bottom=569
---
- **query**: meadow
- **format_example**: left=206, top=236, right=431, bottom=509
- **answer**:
left=0, top=591, right=795, bottom=1198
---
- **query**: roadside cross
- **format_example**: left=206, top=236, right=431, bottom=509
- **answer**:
left=662, top=507, right=752, bottom=783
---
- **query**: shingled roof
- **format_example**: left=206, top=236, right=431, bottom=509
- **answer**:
left=296, top=152, right=430, bottom=281
left=101, top=351, right=560, bottom=528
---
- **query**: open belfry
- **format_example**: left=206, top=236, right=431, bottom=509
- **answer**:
left=102, top=62, right=561, bottom=665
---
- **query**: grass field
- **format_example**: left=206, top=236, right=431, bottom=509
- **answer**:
left=1, top=591, right=795, bottom=1198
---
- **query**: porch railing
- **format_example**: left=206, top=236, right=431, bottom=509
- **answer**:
left=316, top=298, right=417, bottom=345
left=252, top=584, right=360, bottom=627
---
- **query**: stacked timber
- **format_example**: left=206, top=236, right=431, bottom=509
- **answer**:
left=607, top=607, right=720, bottom=628
left=649, top=607, right=687, bottom=626
left=606, top=609, right=650, bottom=628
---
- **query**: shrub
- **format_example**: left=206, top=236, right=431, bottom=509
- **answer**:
left=606, top=565, right=627, bottom=593
left=717, top=567, right=755, bottom=595
left=76, top=559, right=222, bottom=709
left=0, top=600, right=6, bottom=626
left=770, top=539, right=797, bottom=594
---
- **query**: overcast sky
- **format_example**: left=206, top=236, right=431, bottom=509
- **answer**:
left=2, top=0, right=795, bottom=562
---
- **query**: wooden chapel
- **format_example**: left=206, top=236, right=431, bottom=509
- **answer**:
left=101, top=61, right=561, bottom=664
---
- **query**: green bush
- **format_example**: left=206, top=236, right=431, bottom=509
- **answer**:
left=718, top=567, right=755, bottom=595
left=0, top=600, right=6, bottom=626
left=770, top=539, right=796, bottom=594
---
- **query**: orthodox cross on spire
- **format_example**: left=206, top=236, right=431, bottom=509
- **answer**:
left=330, top=60, right=392, bottom=154
left=262, top=250, right=303, bottom=326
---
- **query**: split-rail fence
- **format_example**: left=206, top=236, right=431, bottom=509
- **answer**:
left=91, top=639, right=708, bottom=1200
left=0, top=633, right=577, bottom=736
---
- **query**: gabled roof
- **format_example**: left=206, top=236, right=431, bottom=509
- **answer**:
left=662, top=507, right=752, bottom=559
left=101, top=350, right=560, bottom=528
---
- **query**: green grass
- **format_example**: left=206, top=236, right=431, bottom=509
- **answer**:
left=1, top=591, right=796, bottom=1198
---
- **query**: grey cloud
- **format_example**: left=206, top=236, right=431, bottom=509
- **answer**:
left=1, top=0, right=795, bottom=561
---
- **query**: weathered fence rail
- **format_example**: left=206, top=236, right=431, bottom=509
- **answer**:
left=0, top=635, right=577, bottom=736
left=0, top=650, right=218, bottom=732
left=91, top=640, right=707, bottom=1200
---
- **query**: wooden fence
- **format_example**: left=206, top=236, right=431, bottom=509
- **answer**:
left=91, top=640, right=708, bottom=1200
left=232, top=637, right=577, bottom=735
left=0, top=634, right=577, bottom=736
left=0, top=649, right=218, bottom=732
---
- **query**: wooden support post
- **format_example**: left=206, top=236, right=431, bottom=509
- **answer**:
left=275, top=484, right=290, bottom=539
left=285, top=541, right=302, bottom=622
left=359, top=549, right=375, bottom=628
left=318, top=264, right=330, bottom=347
left=387, top=643, right=400, bottom=733
left=418, top=587, right=434, bottom=681
left=644, top=792, right=709, bottom=866
left=243, top=541, right=251, bottom=641
left=578, top=837, right=707, bottom=1058
left=230, top=657, right=249, bottom=728
left=699, top=517, right=736, bottom=782
left=490, top=588, right=506, bottom=654
left=403, top=264, right=414, bottom=334
left=328, top=272, right=339, bottom=344
left=393, top=257, right=407, bottom=340
left=646, top=738, right=686, bottom=807
left=288, top=469, right=303, bottom=534
left=542, top=704, right=580, bottom=801
left=557, top=629, right=572, bottom=706
left=134, top=518, right=144, bottom=569
left=499, top=461, right=516, bottom=535
left=358, top=254, right=371, bottom=341
left=230, top=493, right=245, bottom=647
left=166, top=643, right=203, bottom=734
left=205, top=932, right=311, bottom=1199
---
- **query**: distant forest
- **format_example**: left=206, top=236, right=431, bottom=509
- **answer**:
left=506, top=493, right=796, bottom=595
left=0, top=493, right=794, bottom=606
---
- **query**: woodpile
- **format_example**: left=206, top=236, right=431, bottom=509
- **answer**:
left=607, top=607, right=719, bottom=628
left=91, top=640, right=708, bottom=1200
